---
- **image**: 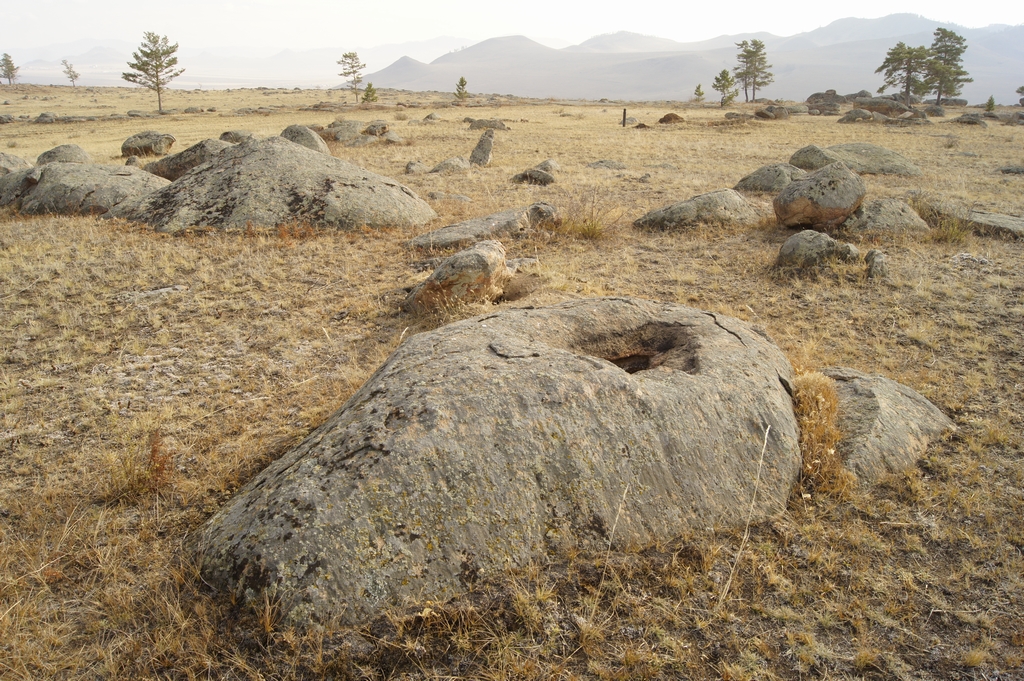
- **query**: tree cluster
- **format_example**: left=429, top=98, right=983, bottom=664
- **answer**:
left=733, top=40, right=773, bottom=102
left=877, top=28, right=972, bottom=106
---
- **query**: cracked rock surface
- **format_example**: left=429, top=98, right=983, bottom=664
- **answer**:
left=200, top=297, right=801, bottom=626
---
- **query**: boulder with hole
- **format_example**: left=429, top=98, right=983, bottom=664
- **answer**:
left=821, top=367, right=954, bottom=483
left=402, top=240, right=513, bottom=312
left=110, top=136, right=435, bottom=232
left=634, top=189, right=758, bottom=230
left=199, top=297, right=802, bottom=626
left=774, top=163, right=866, bottom=229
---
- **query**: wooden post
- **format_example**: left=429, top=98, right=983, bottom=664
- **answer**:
left=622, top=109, right=627, bottom=127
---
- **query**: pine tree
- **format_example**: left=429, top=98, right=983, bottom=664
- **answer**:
left=712, top=69, right=738, bottom=107
left=733, top=40, right=773, bottom=102
left=876, top=42, right=931, bottom=107
left=926, top=28, right=971, bottom=105
left=361, top=82, right=378, bottom=103
left=122, top=33, right=184, bottom=112
left=0, top=53, right=18, bottom=85
left=985, top=95, right=995, bottom=112
left=62, top=60, right=80, bottom=87
left=693, top=84, right=704, bottom=103
left=733, top=40, right=752, bottom=102
left=337, top=52, right=366, bottom=104
left=455, top=76, right=469, bottom=101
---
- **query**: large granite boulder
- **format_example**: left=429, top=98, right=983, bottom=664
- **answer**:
left=774, top=162, right=866, bottom=229
left=841, top=198, right=929, bottom=235
left=789, top=143, right=921, bottom=177
left=775, top=229, right=859, bottom=269
left=0, top=163, right=170, bottom=216
left=0, top=152, right=31, bottom=176
left=634, top=189, right=758, bottom=230
left=822, top=367, right=954, bottom=483
left=409, top=203, right=557, bottom=250
left=734, top=163, right=807, bottom=193
left=37, top=144, right=91, bottom=165
left=121, top=131, right=176, bottom=157
left=110, top=136, right=435, bottom=232
left=199, top=297, right=802, bottom=626
left=281, top=124, right=331, bottom=154
left=852, top=97, right=912, bottom=117
left=144, top=138, right=232, bottom=181
left=402, top=240, right=512, bottom=312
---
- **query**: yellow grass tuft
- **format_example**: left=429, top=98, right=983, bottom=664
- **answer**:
left=791, top=371, right=855, bottom=500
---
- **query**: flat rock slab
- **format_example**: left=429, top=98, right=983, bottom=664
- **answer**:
left=111, top=136, right=435, bottom=232
left=0, top=163, right=170, bottom=216
left=790, top=143, right=921, bottom=176
left=409, top=203, right=556, bottom=250
left=822, top=367, right=954, bottom=483
left=909, top=194, right=1024, bottom=240
left=200, top=297, right=801, bottom=626
left=841, top=198, right=929, bottom=235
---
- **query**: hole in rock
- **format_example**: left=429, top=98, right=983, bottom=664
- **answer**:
left=570, top=321, right=698, bottom=375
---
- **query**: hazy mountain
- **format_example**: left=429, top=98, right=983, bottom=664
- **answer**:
left=365, top=16, right=1023, bottom=104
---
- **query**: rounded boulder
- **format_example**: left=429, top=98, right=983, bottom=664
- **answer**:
left=773, top=162, right=866, bottom=229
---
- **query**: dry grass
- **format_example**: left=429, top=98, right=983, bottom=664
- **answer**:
left=1, top=84, right=1023, bottom=679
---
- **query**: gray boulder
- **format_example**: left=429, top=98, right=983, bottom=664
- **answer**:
left=634, top=189, right=758, bottom=230
left=776, top=230, right=846, bottom=269
left=430, top=156, right=471, bottom=174
left=588, top=159, right=627, bottom=170
left=144, top=138, right=233, bottom=181
left=469, top=129, right=494, bottom=166
left=0, top=163, right=170, bottom=216
left=199, top=297, right=801, bottom=626
left=755, top=105, right=789, bottom=120
left=410, top=203, right=557, bottom=250
left=0, top=152, right=31, bottom=176
left=362, top=121, right=389, bottom=136
left=790, top=143, right=921, bottom=176
left=774, top=163, right=866, bottom=229
left=511, top=168, right=555, bottom=185
left=322, top=120, right=366, bottom=142
left=534, top=159, right=560, bottom=173
left=941, top=98, right=968, bottom=106
left=734, top=163, right=806, bottom=193
left=786, top=105, right=809, bottom=115
left=405, top=160, right=430, bottom=175
left=838, top=109, right=873, bottom=123
left=37, top=144, right=91, bottom=165
left=111, top=136, right=435, bottom=232
left=220, top=130, right=255, bottom=144
left=281, top=125, right=331, bottom=154
left=35, top=112, right=58, bottom=124
left=468, top=118, right=509, bottom=131
left=950, top=113, right=986, bottom=127
left=865, top=249, right=889, bottom=279
left=907, top=194, right=1024, bottom=239
left=853, top=97, right=912, bottom=117
left=121, top=131, right=176, bottom=157
left=402, top=240, right=512, bottom=312
left=841, top=198, right=929, bottom=235
left=821, top=367, right=954, bottom=483
left=924, top=105, right=945, bottom=117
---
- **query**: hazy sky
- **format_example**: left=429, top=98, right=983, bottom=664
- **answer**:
left=3, top=0, right=1021, bottom=51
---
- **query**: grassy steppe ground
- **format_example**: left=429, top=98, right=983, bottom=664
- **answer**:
left=1, top=84, right=1023, bottom=680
